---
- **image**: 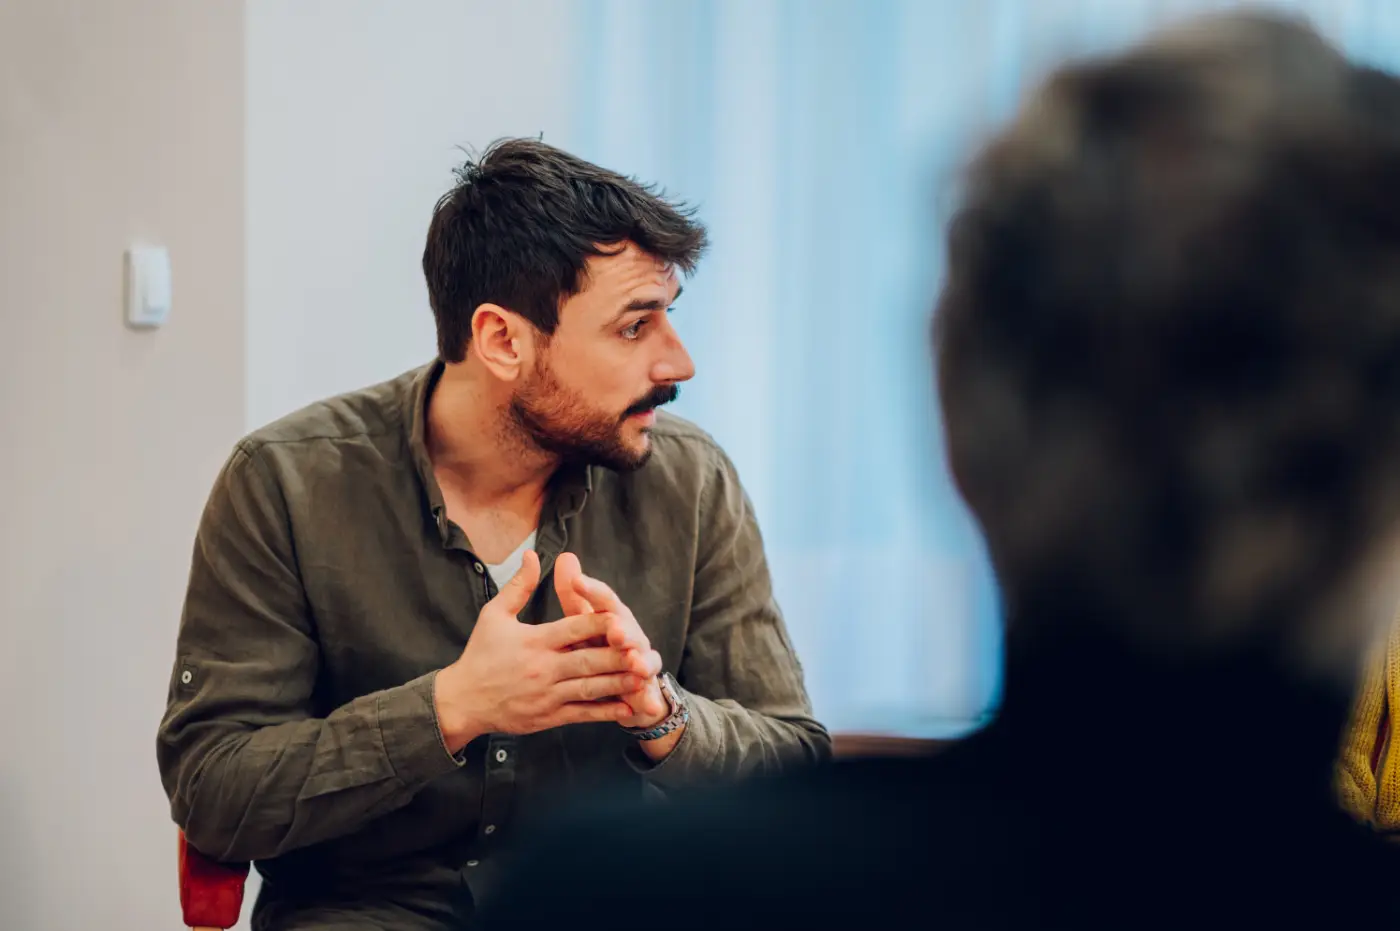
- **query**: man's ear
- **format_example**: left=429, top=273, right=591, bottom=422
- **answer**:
left=470, top=303, right=533, bottom=381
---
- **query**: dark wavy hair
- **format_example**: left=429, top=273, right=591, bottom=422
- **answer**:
left=935, top=12, right=1400, bottom=655
left=423, top=138, right=709, bottom=363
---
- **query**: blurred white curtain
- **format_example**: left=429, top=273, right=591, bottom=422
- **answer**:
left=564, top=0, right=1400, bottom=735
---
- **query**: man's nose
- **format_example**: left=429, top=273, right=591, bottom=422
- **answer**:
left=652, top=322, right=696, bottom=384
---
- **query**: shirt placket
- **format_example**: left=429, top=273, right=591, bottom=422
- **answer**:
left=436, top=500, right=576, bottom=895
left=466, top=564, right=516, bottom=889
left=432, top=510, right=520, bottom=882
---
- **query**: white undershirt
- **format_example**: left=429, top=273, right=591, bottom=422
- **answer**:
left=485, top=530, right=537, bottom=591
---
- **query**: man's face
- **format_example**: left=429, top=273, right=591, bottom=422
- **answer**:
left=510, top=242, right=695, bottom=471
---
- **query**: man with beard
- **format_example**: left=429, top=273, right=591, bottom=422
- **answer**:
left=156, top=138, right=829, bottom=930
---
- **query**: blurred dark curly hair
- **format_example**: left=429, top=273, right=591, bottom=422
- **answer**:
left=935, top=12, right=1400, bottom=658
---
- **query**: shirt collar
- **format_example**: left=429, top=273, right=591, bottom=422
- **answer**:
left=405, top=359, right=448, bottom=525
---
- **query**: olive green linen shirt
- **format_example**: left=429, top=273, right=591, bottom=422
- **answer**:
left=156, top=361, right=829, bottom=928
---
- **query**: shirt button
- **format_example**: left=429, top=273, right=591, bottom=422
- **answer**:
left=473, top=561, right=485, bottom=575
left=484, top=825, right=496, bottom=835
left=467, top=860, right=480, bottom=867
left=494, top=749, right=508, bottom=763
left=180, top=670, right=193, bottom=685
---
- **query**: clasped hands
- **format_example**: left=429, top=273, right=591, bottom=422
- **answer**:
left=434, top=551, right=668, bottom=753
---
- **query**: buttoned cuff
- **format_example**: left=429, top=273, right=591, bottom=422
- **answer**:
left=377, top=670, right=465, bottom=790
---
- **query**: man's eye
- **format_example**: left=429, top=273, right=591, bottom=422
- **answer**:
left=621, top=320, right=647, bottom=340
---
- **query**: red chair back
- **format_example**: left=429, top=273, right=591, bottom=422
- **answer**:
left=177, top=830, right=249, bottom=930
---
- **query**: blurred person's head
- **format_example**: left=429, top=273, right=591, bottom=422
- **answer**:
left=422, top=138, right=707, bottom=471
left=936, top=12, right=1400, bottom=689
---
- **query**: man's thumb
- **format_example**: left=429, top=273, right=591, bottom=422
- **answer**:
left=553, top=551, right=593, bottom=616
left=494, top=549, right=541, bottom=616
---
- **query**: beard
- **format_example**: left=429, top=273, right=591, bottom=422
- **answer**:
left=508, top=363, right=679, bottom=472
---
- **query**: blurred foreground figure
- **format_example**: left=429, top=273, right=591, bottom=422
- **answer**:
left=481, top=11, right=1400, bottom=929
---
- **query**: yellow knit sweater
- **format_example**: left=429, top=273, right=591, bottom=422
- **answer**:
left=1336, top=608, right=1400, bottom=835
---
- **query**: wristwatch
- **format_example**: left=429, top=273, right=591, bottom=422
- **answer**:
left=621, top=672, right=689, bottom=741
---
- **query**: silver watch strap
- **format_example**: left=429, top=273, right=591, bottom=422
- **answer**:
left=621, top=673, right=689, bottom=740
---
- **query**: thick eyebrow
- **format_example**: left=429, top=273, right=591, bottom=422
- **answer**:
left=606, top=284, right=683, bottom=327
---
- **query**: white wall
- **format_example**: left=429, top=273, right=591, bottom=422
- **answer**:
left=246, top=0, right=581, bottom=429
left=0, top=2, right=246, bottom=928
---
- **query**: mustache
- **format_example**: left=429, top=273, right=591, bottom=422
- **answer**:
left=622, top=384, right=680, bottom=420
